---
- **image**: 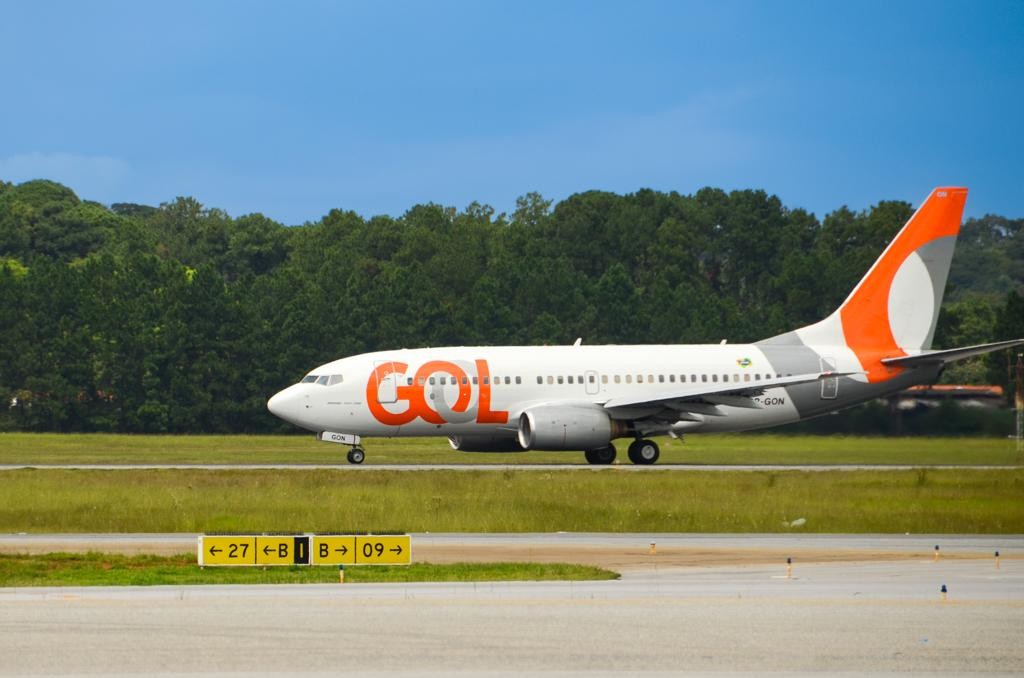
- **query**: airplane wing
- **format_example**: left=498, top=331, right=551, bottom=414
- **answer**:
left=880, top=339, right=1024, bottom=368
left=602, top=371, right=851, bottom=412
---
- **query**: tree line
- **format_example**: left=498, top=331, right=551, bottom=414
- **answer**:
left=0, top=178, right=1021, bottom=433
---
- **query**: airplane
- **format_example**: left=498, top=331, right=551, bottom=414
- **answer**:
left=267, top=187, right=1024, bottom=464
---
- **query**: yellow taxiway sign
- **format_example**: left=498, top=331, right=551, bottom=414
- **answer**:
left=198, top=534, right=410, bottom=567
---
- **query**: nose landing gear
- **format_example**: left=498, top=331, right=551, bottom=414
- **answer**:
left=316, top=431, right=366, bottom=464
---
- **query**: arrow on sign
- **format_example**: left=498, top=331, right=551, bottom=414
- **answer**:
left=390, top=546, right=403, bottom=555
left=335, top=546, right=348, bottom=555
left=263, top=545, right=274, bottom=556
left=209, top=546, right=222, bottom=555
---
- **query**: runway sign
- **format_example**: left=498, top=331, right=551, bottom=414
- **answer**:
left=198, top=534, right=410, bottom=567
left=354, top=535, right=411, bottom=565
left=198, top=536, right=257, bottom=566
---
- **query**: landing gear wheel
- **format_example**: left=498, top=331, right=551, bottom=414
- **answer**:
left=584, top=444, right=616, bottom=465
left=627, top=439, right=660, bottom=465
left=346, top=448, right=365, bottom=464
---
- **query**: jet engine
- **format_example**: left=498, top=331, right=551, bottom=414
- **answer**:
left=517, top=405, right=628, bottom=450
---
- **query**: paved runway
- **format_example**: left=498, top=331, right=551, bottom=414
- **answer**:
left=1, top=463, right=1018, bottom=471
left=1, top=535, right=1022, bottom=674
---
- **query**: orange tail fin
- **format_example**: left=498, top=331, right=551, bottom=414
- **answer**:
left=837, top=187, right=967, bottom=380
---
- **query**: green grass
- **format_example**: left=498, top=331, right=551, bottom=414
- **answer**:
left=0, top=432, right=1021, bottom=465
left=0, top=552, right=617, bottom=587
left=1, top=468, right=1021, bottom=534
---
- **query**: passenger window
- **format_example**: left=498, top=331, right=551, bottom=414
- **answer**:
left=557, top=376, right=564, bottom=384
left=472, top=376, right=478, bottom=385
left=712, top=375, right=718, bottom=383
left=701, top=374, right=707, bottom=383
left=637, top=375, right=643, bottom=383
left=418, top=377, right=426, bottom=386
left=691, top=374, right=697, bottom=382
left=601, top=375, right=608, bottom=384
left=462, top=377, right=469, bottom=385
left=626, top=375, right=632, bottom=384
left=504, top=377, right=511, bottom=385
left=614, top=375, right=621, bottom=384
left=669, top=375, right=675, bottom=383
left=754, top=374, right=760, bottom=380
left=537, top=376, right=543, bottom=384
left=744, top=374, right=750, bottom=382
left=547, top=376, right=554, bottom=385
left=429, top=377, right=436, bottom=385
left=515, top=376, right=521, bottom=385
left=567, top=376, right=574, bottom=384
left=733, top=374, right=739, bottom=382
left=439, top=377, right=446, bottom=385
left=483, top=377, right=490, bottom=385
left=578, top=375, right=584, bottom=384
left=659, top=375, right=665, bottom=383
left=407, top=377, right=413, bottom=386
left=589, top=375, right=595, bottom=383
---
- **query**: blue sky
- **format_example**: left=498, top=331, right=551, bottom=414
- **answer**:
left=1, top=1, right=1021, bottom=224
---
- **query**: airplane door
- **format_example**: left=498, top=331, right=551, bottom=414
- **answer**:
left=820, top=356, right=838, bottom=400
left=373, top=361, right=399, bottom=404
left=585, top=370, right=600, bottom=395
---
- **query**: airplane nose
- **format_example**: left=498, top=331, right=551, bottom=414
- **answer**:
left=267, top=385, right=310, bottom=428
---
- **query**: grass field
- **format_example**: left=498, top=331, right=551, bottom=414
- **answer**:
left=0, top=432, right=1022, bottom=465
left=1, top=468, right=1021, bottom=534
left=0, top=552, right=617, bottom=587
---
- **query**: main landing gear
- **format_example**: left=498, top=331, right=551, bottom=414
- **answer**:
left=584, top=445, right=617, bottom=465
left=584, top=439, right=661, bottom=465
left=346, top=447, right=365, bottom=464
left=627, top=438, right=660, bottom=465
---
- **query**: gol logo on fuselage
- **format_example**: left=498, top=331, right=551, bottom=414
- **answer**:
left=366, top=359, right=509, bottom=426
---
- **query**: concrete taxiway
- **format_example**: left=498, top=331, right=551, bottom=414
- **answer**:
left=1, top=534, right=1022, bottom=674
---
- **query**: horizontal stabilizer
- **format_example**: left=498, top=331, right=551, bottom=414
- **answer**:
left=880, top=338, right=1024, bottom=368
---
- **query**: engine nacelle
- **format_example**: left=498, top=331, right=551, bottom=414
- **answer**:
left=517, top=405, right=626, bottom=451
left=448, top=435, right=526, bottom=453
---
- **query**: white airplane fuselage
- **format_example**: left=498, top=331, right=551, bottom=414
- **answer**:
left=267, top=187, right=1022, bottom=464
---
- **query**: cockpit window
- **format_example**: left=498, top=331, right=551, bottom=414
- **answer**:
left=302, top=374, right=343, bottom=386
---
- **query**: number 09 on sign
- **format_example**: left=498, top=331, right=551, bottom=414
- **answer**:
left=356, top=536, right=410, bottom=564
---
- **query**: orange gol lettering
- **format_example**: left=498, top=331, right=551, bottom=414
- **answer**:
left=366, top=359, right=509, bottom=426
